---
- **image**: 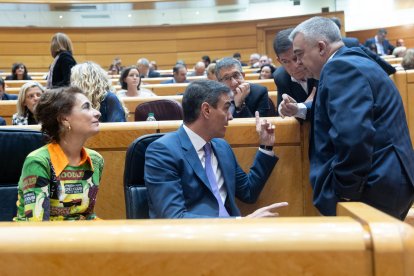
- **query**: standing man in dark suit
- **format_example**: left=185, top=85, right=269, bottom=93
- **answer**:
left=145, top=80, right=288, bottom=218
left=330, top=17, right=360, bottom=47
left=291, top=16, right=414, bottom=220
left=364, top=28, right=395, bottom=55
left=273, top=28, right=318, bottom=119
left=215, top=57, right=270, bottom=118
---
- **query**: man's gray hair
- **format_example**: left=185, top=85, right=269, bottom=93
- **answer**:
left=215, top=57, right=242, bottom=80
left=137, top=58, right=150, bottom=67
left=289, top=16, right=342, bottom=45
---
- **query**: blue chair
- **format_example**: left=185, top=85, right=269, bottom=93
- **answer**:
left=0, top=128, right=45, bottom=221
left=124, top=133, right=165, bottom=219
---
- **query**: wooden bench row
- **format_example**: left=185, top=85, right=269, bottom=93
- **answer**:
left=3, top=77, right=272, bottom=94
left=0, top=91, right=278, bottom=125
left=0, top=202, right=412, bottom=275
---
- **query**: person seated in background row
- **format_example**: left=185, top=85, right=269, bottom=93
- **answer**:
left=150, top=60, right=158, bottom=71
left=206, top=63, right=217, bottom=81
left=14, top=86, right=104, bottom=221
left=117, top=66, right=156, bottom=97
left=259, top=64, right=276, bottom=79
left=258, top=55, right=271, bottom=68
left=364, top=28, right=395, bottom=56
left=273, top=28, right=317, bottom=119
left=188, top=61, right=206, bottom=76
left=402, top=48, right=414, bottom=70
left=202, top=55, right=211, bottom=68
left=145, top=79, right=288, bottom=218
left=47, top=32, right=77, bottom=88
left=107, top=56, right=123, bottom=75
left=330, top=17, right=396, bottom=76
left=161, top=63, right=189, bottom=84
left=233, top=52, right=248, bottom=66
left=249, top=53, right=260, bottom=68
left=12, top=81, right=45, bottom=125
left=0, top=77, right=17, bottom=100
left=216, top=57, right=270, bottom=118
left=5, top=63, right=32, bottom=81
left=396, top=38, right=405, bottom=47
left=0, top=116, right=5, bottom=125
left=137, top=58, right=160, bottom=78
left=71, top=62, right=127, bottom=123
left=392, top=46, right=407, bottom=58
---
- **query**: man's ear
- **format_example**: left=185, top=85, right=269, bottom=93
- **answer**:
left=318, top=41, right=328, bottom=56
left=200, top=102, right=210, bottom=119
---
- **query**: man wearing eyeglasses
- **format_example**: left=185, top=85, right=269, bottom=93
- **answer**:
left=215, top=57, right=270, bottom=118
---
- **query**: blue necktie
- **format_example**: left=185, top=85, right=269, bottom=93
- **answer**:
left=203, top=143, right=230, bottom=217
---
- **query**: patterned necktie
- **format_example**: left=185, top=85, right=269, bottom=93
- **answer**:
left=203, top=143, right=230, bottom=217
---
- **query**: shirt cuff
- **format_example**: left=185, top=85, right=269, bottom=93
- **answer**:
left=258, top=147, right=275, bottom=156
left=295, top=103, right=307, bottom=120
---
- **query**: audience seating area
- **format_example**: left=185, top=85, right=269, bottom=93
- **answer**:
left=0, top=202, right=412, bottom=275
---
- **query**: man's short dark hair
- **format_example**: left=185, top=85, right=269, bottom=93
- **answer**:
left=273, top=28, right=294, bottom=57
left=182, top=80, right=230, bottom=124
left=173, top=63, right=186, bottom=74
left=233, top=52, right=241, bottom=59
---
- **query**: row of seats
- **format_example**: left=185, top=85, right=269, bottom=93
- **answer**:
left=0, top=91, right=279, bottom=124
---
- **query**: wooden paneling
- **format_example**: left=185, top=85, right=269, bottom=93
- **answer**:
left=0, top=11, right=344, bottom=72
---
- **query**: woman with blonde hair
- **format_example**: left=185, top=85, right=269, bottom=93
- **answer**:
left=47, top=32, right=77, bottom=88
left=12, top=81, right=45, bottom=125
left=71, top=62, right=127, bottom=122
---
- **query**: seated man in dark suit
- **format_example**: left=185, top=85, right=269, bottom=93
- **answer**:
left=215, top=57, right=270, bottom=118
left=137, top=58, right=161, bottom=78
left=145, top=79, right=288, bottom=218
left=0, top=77, right=18, bottom=100
left=161, top=64, right=189, bottom=84
left=364, top=28, right=395, bottom=55
left=273, top=28, right=318, bottom=120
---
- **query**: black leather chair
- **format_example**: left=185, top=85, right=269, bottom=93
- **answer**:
left=134, top=99, right=183, bottom=121
left=124, top=133, right=165, bottom=219
left=0, top=128, right=45, bottom=221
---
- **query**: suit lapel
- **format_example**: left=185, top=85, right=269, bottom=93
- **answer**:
left=177, top=126, right=213, bottom=193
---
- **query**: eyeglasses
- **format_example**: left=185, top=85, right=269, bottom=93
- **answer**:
left=219, top=71, right=243, bottom=82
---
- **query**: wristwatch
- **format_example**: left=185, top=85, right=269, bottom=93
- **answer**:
left=259, top=145, right=273, bottom=151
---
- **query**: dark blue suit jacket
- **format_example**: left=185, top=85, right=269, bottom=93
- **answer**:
left=160, top=79, right=189, bottom=84
left=310, top=46, right=414, bottom=219
left=342, top=37, right=360, bottom=48
left=233, top=83, right=270, bottom=118
left=364, top=37, right=395, bottom=55
left=148, top=70, right=161, bottom=78
left=144, top=126, right=278, bottom=218
left=273, top=66, right=318, bottom=119
left=0, top=93, right=18, bottom=100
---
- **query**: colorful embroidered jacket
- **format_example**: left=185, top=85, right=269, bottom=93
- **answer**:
left=14, top=143, right=104, bottom=221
